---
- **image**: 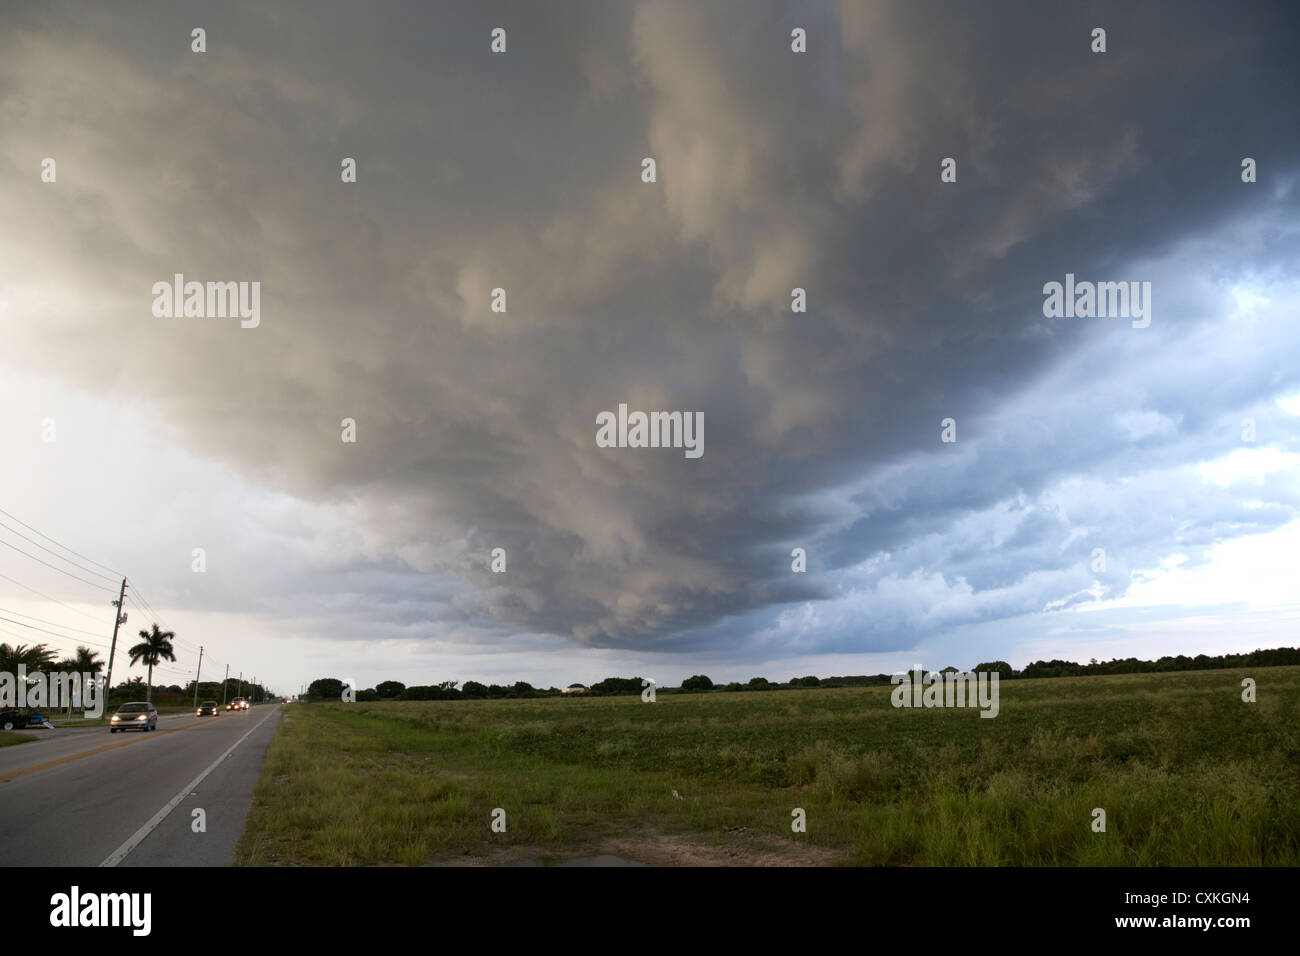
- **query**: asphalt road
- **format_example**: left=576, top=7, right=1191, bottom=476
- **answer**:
left=0, top=704, right=280, bottom=866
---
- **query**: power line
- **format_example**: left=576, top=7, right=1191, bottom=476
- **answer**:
left=125, top=593, right=159, bottom=626
left=0, top=507, right=228, bottom=691
left=129, top=584, right=165, bottom=622
left=0, top=538, right=117, bottom=592
left=125, top=611, right=202, bottom=661
left=0, top=614, right=112, bottom=650
left=0, top=627, right=105, bottom=666
left=0, top=621, right=60, bottom=646
left=0, top=606, right=110, bottom=641
left=0, top=518, right=119, bottom=584
left=127, top=585, right=186, bottom=648
left=126, top=586, right=188, bottom=646
left=124, top=592, right=189, bottom=647
left=0, top=571, right=105, bottom=623
left=0, top=505, right=124, bottom=578
left=121, top=654, right=188, bottom=673
left=121, top=583, right=223, bottom=679
left=152, top=667, right=192, bottom=680
left=126, top=592, right=186, bottom=642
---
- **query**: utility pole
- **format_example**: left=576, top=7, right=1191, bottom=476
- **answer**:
left=191, top=646, right=204, bottom=710
left=103, top=579, right=128, bottom=708
left=238, top=671, right=242, bottom=698
left=222, top=664, right=229, bottom=706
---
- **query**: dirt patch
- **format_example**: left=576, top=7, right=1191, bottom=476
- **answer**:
left=436, top=829, right=841, bottom=867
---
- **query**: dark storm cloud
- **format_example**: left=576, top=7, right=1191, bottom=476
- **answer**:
left=1, top=1, right=1297, bottom=654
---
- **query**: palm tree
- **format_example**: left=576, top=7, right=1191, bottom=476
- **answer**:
left=127, top=625, right=176, bottom=706
left=74, top=646, right=104, bottom=675
left=75, top=645, right=105, bottom=716
left=0, top=643, right=58, bottom=708
left=0, top=641, right=58, bottom=674
left=51, top=646, right=104, bottom=716
left=53, top=655, right=78, bottom=716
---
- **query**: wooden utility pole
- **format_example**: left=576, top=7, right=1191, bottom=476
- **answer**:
left=191, top=646, right=204, bottom=710
left=103, top=578, right=128, bottom=707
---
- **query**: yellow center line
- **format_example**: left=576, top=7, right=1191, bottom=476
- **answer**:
left=0, top=716, right=226, bottom=783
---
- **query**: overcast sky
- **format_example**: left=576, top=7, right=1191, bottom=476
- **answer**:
left=1, top=1, right=1297, bottom=694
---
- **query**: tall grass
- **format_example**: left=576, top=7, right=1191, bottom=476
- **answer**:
left=237, top=666, right=1300, bottom=865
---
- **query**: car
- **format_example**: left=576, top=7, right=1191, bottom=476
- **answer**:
left=2, top=709, right=52, bottom=731
left=109, top=701, right=158, bottom=733
left=1, top=708, right=33, bottom=731
left=226, top=697, right=249, bottom=711
left=196, top=700, right=220, bottom=717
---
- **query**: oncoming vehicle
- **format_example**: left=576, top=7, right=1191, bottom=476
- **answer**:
left=196, top=700, right=220, bottom=717
left=109, top=701, right=158, bottom=733
left=226, top=697, right=249, bottom=712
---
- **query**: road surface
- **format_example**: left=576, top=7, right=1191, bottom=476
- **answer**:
left=0, top=704, right=280, bottom=866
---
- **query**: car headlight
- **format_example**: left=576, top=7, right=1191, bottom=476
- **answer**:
left=111, top=716, right=119, bottom=721
left=137, top=715, right=147, bottom=721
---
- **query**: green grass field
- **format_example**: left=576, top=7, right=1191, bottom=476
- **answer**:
left=236, top=666, right=1300, bottom=866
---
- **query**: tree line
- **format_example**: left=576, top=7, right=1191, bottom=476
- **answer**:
left=1, top=630, right=270, bottom=711
left=302, top=646, right=1300, bottom=702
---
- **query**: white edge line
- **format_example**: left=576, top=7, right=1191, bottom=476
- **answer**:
left=99, top=707, right=279, bottom=867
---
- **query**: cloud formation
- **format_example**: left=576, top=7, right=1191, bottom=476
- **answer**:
left=1, top=0, right=1298, bottom=669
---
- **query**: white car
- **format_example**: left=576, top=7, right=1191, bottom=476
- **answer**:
left=110, top=701, right=158, bottom=733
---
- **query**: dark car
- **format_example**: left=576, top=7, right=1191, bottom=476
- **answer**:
left=109, top=701, right=158, bottom=733
left=196, top=700, right=220, bottom=717
left=1, top=709, right=34, bottom=731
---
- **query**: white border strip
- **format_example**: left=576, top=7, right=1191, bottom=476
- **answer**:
left=99, top=707, right=278, bottom=867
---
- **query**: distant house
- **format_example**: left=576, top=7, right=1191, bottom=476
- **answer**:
left=561, top=683, right=588, bottom=695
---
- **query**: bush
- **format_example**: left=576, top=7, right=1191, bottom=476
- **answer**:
left=588, top=677, right=645, bottom=696
left=306, top=678, right=346, bottom=701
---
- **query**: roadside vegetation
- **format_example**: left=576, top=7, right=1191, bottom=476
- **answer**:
left=237, top=665, right=1300, bottom=866
left=298, top=646, right=1300, bottom=701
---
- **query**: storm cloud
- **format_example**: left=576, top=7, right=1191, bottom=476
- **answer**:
left=1, top=0, right=1297, bottom=678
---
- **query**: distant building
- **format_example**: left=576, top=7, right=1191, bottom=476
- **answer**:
left=561, top=684, right=588, bottom=695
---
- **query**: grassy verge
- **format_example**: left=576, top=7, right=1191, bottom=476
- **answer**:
left=0, top=732, right=38, bottom=747
left=237, top=666, right=1300, bottom=866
